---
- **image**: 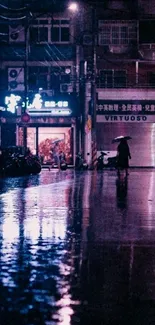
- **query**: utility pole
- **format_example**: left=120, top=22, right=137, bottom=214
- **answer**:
left=83, top=4, right=97, bottom=168
left=23, top=22, right=29, bottom=149
left=90, top=5, right=97, bottom=169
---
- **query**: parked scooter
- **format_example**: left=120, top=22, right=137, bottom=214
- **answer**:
left=75, top=153, right=88, bottom=170
left=97, top=151, right=117, bottom=169
left=107, top=155, right=117, bottom=168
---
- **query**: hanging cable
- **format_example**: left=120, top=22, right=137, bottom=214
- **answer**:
left=0, top=14, right=26, bottom=20
left=0, top=3, right=27, bottom=11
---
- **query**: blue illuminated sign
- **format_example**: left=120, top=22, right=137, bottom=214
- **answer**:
left=44, top=101, right=68, bottom=108
left=4, top=93, right=71, bottom=116
left=5, top=94, right=21, bottom=113
left=27, top=93, right=70, bottom=115
left=28, top=108, right=72, bottom=116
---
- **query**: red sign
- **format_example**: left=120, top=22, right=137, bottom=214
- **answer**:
left=21, top=113, right=30, bottom=123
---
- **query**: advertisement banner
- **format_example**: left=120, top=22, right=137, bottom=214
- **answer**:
left=97, top=100, right=155, bottom=114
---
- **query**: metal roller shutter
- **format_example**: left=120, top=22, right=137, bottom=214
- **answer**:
left=97, top=123, right=155, bottom=167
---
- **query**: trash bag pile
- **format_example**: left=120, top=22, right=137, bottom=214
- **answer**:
left=0, top=146, right=41, bottom=177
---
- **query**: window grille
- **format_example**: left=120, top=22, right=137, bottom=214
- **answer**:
left=98, top=20, right=137, bottom=46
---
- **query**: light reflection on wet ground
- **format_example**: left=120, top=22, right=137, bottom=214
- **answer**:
left=0, top=170, right=155, bottom=324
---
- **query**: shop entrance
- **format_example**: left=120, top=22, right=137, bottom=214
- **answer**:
left=26, top=126, right=73, bottom=164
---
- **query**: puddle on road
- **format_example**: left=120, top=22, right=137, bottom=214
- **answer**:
left=0, top=171, right=155, bottom=324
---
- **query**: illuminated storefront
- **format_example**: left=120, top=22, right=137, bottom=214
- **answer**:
left=0, top=94, right=79, bottom=164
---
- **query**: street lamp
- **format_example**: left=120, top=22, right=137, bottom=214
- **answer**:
left=69, top=1, right=97, bottom=168
left=68, top=2, right=78, bottom=12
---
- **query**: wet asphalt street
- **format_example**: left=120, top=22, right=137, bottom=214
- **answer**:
left=0, top=169, right=155, bottom=325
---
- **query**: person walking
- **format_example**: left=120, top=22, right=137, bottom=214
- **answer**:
left=117, top=138, right=131, bottom=177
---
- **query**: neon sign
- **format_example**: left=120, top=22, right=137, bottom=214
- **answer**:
left=27, top=93, right=69, bottom=110
left=31, top=93, right=43, bottom=109
left=4, top=93, right=70, bottom=116
left=28, top=108, right=72, bottom=116
left=5, top=94, right=21, bottom=113
left=0, top=107, right=5, bottom=111
left=27, top=94, right=71, bottom=115
left=44, top=101, right=68, bottom=108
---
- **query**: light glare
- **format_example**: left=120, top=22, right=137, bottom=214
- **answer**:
left=68, top=2, right=78, bottom=11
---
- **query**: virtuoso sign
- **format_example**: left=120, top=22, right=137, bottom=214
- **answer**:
left=97, top=115, right=155, bottom=123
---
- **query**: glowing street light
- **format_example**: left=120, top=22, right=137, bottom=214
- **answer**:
left=68, top=2, right=78, bottom=12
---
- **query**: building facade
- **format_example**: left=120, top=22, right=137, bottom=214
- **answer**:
left=82, top=0, right=155, bottom=166
left=1, top=0, right=155, bottom=166
left=0, top=1, right=81, bottom=164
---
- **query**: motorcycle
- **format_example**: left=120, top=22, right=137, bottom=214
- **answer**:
left=107, top=156, right=117, bottom=168
left=97, top=151, right=117, bottom=169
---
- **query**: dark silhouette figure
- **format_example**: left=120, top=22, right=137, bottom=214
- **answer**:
left=117, top=139, right=131, bottom=176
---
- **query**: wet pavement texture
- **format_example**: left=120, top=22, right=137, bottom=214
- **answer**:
left=0, top=169, right=155, bottom=324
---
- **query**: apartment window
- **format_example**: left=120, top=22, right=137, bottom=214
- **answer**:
left=29, top=18, right=70, bottom=44
left=99, top=70, right=113, bottom=88
left=139, top=20, right=155, bottom=43
left=148, top=72, right=155, bottom=87
left=98, top=69, right=126, bottom=88
left=29, top=26, right=48, bottom=43
left=28, top=66, right=48, bottom=90
left=99, top=20, right=137, bottom=46
left=51, top=19, right=70, bottom=43
left=114, top=70, right=126, bottom=87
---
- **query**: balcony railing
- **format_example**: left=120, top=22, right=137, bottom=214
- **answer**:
left=96, top=79, right=155, bottom=89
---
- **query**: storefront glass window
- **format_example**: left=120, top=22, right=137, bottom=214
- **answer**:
left=38, top=127, right=72, bottom=164
left=27, top=128, right=36, bottom=155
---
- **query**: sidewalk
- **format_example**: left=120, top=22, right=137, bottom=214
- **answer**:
left=80, top=168, right=155, bottom=324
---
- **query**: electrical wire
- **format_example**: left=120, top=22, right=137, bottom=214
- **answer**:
left=0, top=3, right=27, bottom=11
left=0, top=14, right=26, bottom=20
left=0, top=10, right=124, bottom=68
left=0, top=10, right=150, bottom=88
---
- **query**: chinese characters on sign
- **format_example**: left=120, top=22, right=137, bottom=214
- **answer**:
left=4, top=93, right=69, bottom=113
left=5, top=94, right=21, bottom=113
left=96, top=101, right=155, bottom=113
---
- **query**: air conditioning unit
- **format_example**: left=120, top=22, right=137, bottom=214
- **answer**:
left=109, top=45, right=129, bottom=54
left=9, top=25, right=25, bottom=42
left=83, top=34, right=92, bottom=45
left=39, top=89, right=54, bottom=98
left=139, top=49, right=155, bottom=61
left=139, top=44, right=151, bottom=50
left=60, top=84, right=73, bottom=93
left=8, top=67, right=25, bottom=91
